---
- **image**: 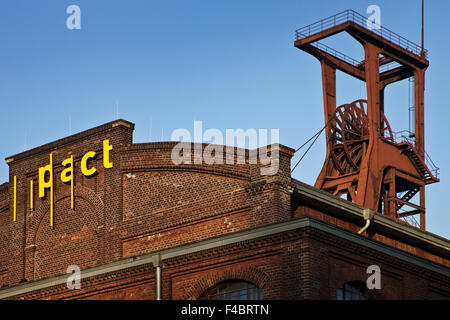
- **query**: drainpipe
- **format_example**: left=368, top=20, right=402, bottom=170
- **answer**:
left=358, top=208, right=374, bottom=234
left=152, top=254, right=162, bottom=300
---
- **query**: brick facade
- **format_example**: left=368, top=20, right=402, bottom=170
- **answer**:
left=0, top=119, right=448, bottom=300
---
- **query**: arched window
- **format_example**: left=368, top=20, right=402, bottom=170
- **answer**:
left=337, top=281, right=367, bottom=300
left=201, top=280, right=263, bottom=300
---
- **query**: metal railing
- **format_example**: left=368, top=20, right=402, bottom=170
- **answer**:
left=379, top=61, right=402, bottom=73
left=295, top=9, right=427, bottom=58
left=309, top=39, right=401, bottom=74
left=393, top=130, right=439, bottom=178
left=424, top=150, right=440, bottom=179
left=393, top=130, right=415, bottom=145
left=398, top=215, right=420, bottom=228
left=311, top=44, right=404, bottom=74
left=308, top=41, right=360, bottom=67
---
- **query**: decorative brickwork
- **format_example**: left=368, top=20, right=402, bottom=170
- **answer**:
left=0, top=120, right=448, bottom=300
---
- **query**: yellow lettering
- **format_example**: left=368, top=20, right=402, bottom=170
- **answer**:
left=13, top=176, right=17, bottom=221
left=30, top=179, right=33, bottom=210
left=38, top=154, right=54, bottom=227
left=81, top=151, right=97, bottom=176
left=39, top=154, right=53, bottom=198
left=25, top=139, right=113, bottom=220
left=103, top=139, right=113, bottom=169
left=61, top=156, right=74, bottom=209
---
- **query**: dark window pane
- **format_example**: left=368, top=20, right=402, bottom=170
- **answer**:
left=201, top=281, right=263, bottom=300
left=337, top=281, right=367, bottom=300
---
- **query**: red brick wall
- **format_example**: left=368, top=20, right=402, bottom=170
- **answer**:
left=33, top=195, right=100, bottom=279
left=0, top=120, right=448, bottom=300
left=0, top=184, right=8, bottom=288
left=1, top=121, right=134, bottom=285
left=292, top=200, right=450, bottom=268
left=0, top=122, right=296, bottom=288
left=9, top=227, right=449, bottom=300
left=118, top=142, right=295, bottom=258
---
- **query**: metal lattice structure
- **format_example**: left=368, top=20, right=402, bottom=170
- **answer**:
left=295, top=9, right=439, bottom=230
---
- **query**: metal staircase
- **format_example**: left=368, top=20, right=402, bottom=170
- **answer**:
left=398, top=142, right=439, bottom=183
left=396, top=187, right=419, bottom=211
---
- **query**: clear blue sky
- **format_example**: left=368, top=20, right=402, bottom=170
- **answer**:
left=0, top=0, right=448, bottom=238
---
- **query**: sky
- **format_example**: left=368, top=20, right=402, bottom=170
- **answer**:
left=0, top=0, right=449, bottom=238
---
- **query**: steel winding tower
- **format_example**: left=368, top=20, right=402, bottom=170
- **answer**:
left=295, top=10, right=439, bottom=230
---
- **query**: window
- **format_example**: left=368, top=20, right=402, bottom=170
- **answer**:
left=337, top=281, right=367, bottom=300
left=201, top=280, right=263, bottom=300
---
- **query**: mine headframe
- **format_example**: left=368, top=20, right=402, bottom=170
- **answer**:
left=295, top=10, right=439, bottom=230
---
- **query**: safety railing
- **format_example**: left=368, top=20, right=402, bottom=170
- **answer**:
left=309, top=42, right=404, bottom=74
left=398, top=215, right=420, bottom=228
left=393, top=130, right=415, bottom=145
left=393, top=130, right=439, bottom=178
left=295, top=9, right=427, bottom=58
left=424, top=150, right=440, bottom=179
left=308, top=41, right=360, bottom=67
left=379, top=61, right=402, bottom=73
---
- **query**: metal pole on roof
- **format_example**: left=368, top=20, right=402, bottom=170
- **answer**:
left=421, top=0, right=424, bottom=54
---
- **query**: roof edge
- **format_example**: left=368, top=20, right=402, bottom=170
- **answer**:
left=291, top=178, right=450, bottom=258
left=5, top=119, right=135, bottom=164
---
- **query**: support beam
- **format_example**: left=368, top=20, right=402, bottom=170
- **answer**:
left=299, top=44, right=365, bottom=81
left=414, top=69, right=426, bottom=158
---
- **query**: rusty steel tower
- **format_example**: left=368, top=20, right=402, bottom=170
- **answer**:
left=294, top=10, right=439, bottom=230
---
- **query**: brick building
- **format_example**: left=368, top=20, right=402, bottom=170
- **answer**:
left=0, top=119, right=448, bottom=300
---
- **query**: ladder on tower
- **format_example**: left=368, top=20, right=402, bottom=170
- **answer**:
left=397, top=142, right=439, bottom=184
left=396, top=186, right=420, bottom=211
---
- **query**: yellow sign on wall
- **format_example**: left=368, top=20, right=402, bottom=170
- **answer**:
left=13, top=139, right=114, bottom=227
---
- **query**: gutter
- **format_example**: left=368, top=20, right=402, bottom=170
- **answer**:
left=0, top=216, right=449, bottom=300
left=292, top=179, right=450, bottom=257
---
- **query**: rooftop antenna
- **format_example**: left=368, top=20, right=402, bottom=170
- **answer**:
left=421, top=0, right=425, bottom=55
left=161, top=128, right=164, bottom=141
left=149, top=117, right=152, bottom=141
